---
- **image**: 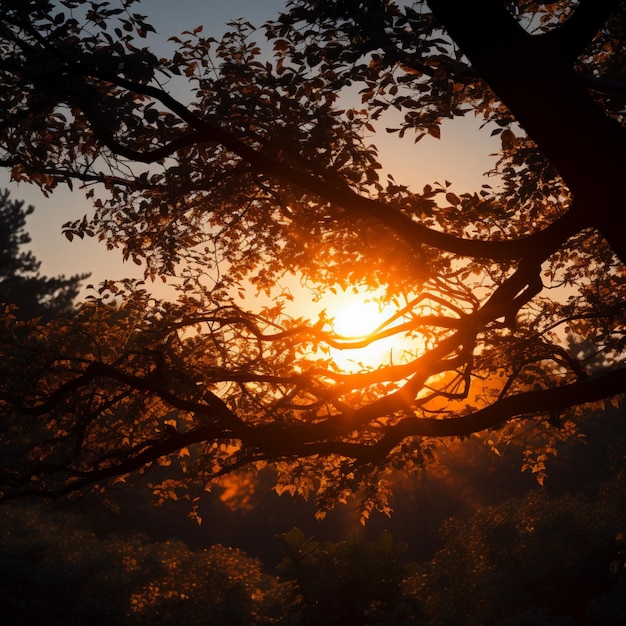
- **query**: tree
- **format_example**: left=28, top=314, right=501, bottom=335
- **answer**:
left=410, top=470, right=626, bottom=625
left=277, top=527, right=423, bottom=624
left=0, top=0, right=625, bottom=515
left=0, top=188, right=88, bottom=320
left=0, top=502, right=285, bottom=625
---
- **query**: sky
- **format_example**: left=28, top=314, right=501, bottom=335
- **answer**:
left=0, top=0, right=498, bottom=290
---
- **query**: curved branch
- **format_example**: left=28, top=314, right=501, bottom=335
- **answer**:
left=5, top=19, right=586, bottom=263
left=384, top=365, right=626, bottom=439
left=23, top=361, right=249, bottom=436
left=290, top=366, right=626, bottom=465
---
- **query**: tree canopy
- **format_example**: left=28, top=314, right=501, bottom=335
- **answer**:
left=0, top=188, right=87, bottom=320
left=0, top=0, right=625, bottom=516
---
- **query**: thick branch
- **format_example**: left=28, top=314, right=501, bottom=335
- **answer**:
left=24, top=361, right=249, bottom=437
left=98, top=110, right=586, bottom=263
left=5, top=23, right=585, bottom=264
left=389, top=366, right=626, bottom=438
left=541, top=0, right=620, bottom=63
left=292, top=366, right=626, bottom=465
left=427, top=0, right=626, bottom=264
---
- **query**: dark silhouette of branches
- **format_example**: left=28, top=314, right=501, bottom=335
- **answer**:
left=0, top=0, right=625, bottom=510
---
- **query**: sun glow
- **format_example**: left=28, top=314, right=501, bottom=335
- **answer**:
left=327, top=296, right=411, bottom=372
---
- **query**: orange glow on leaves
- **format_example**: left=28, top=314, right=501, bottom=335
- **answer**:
left=218, top=472, right=257, bottom=512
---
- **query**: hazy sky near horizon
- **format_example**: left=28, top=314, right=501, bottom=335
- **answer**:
left=1, top=0, right=497, bottom=290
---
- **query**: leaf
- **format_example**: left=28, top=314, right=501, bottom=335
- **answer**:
left=379, top=529, right=393, bottom=554
left=144, top=107, right=159, bottom=124
left=445, top=192, right=461, bottom=205
left=282, top=527, right=305, bottom=551
left=501, top=128, right=515, bottom=149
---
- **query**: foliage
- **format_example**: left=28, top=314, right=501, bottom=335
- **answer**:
left=0, top=500, right=422, bottom=626
left=277, top=526, right=424, bottom=624
left=3, top=474, right=625, bottom=625
left=0, top=502, right=285, bottom=625
left=410, top=471, right=626, bottom=626
left=127, top=541, right=284, bottom=625
left=0, top=188, right=88, bottom=320
left=0, top=0, right=625, bottom=514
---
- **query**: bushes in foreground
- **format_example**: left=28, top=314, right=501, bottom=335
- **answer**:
left=1, top=473, right=625, bottom=625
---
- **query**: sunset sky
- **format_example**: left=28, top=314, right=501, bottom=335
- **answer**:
left=0, top=0, right=497, bottom=290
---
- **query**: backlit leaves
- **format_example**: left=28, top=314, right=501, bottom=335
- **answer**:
left=1, top=0, right=625, bottom=515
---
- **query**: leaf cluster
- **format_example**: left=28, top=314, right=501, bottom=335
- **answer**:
left=0, top=0, right=626, bottom=513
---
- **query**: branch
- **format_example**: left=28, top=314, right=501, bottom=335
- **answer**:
left=93, top=128, right=207, bottom=165
left=299, top=366, right=626, bottom=465
left=0, top=422, right=237, bottom=504
left=541, top=0, right=620, bottom=63
left=8, top=16, right=585, bottom=264
left=23, top=361, right=249, bottom=436
left=216, top=365, right=626, bottom=467
left=427, top=0, right=626, bottom=265
left=396, top=365, right=626, bottom=437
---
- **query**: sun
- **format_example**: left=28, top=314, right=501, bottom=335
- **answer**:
left=332, top=300, right=388, bottom=338
left=326, top=296, right=408, bottom=371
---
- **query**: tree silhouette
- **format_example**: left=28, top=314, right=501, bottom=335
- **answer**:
left=411, top=471, right=626, bottom=625
left=0, top=188, right=87, bottom=319
left=0, top=0, right=625, bottom=514
left=0, top=503, right=285, bottom=625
